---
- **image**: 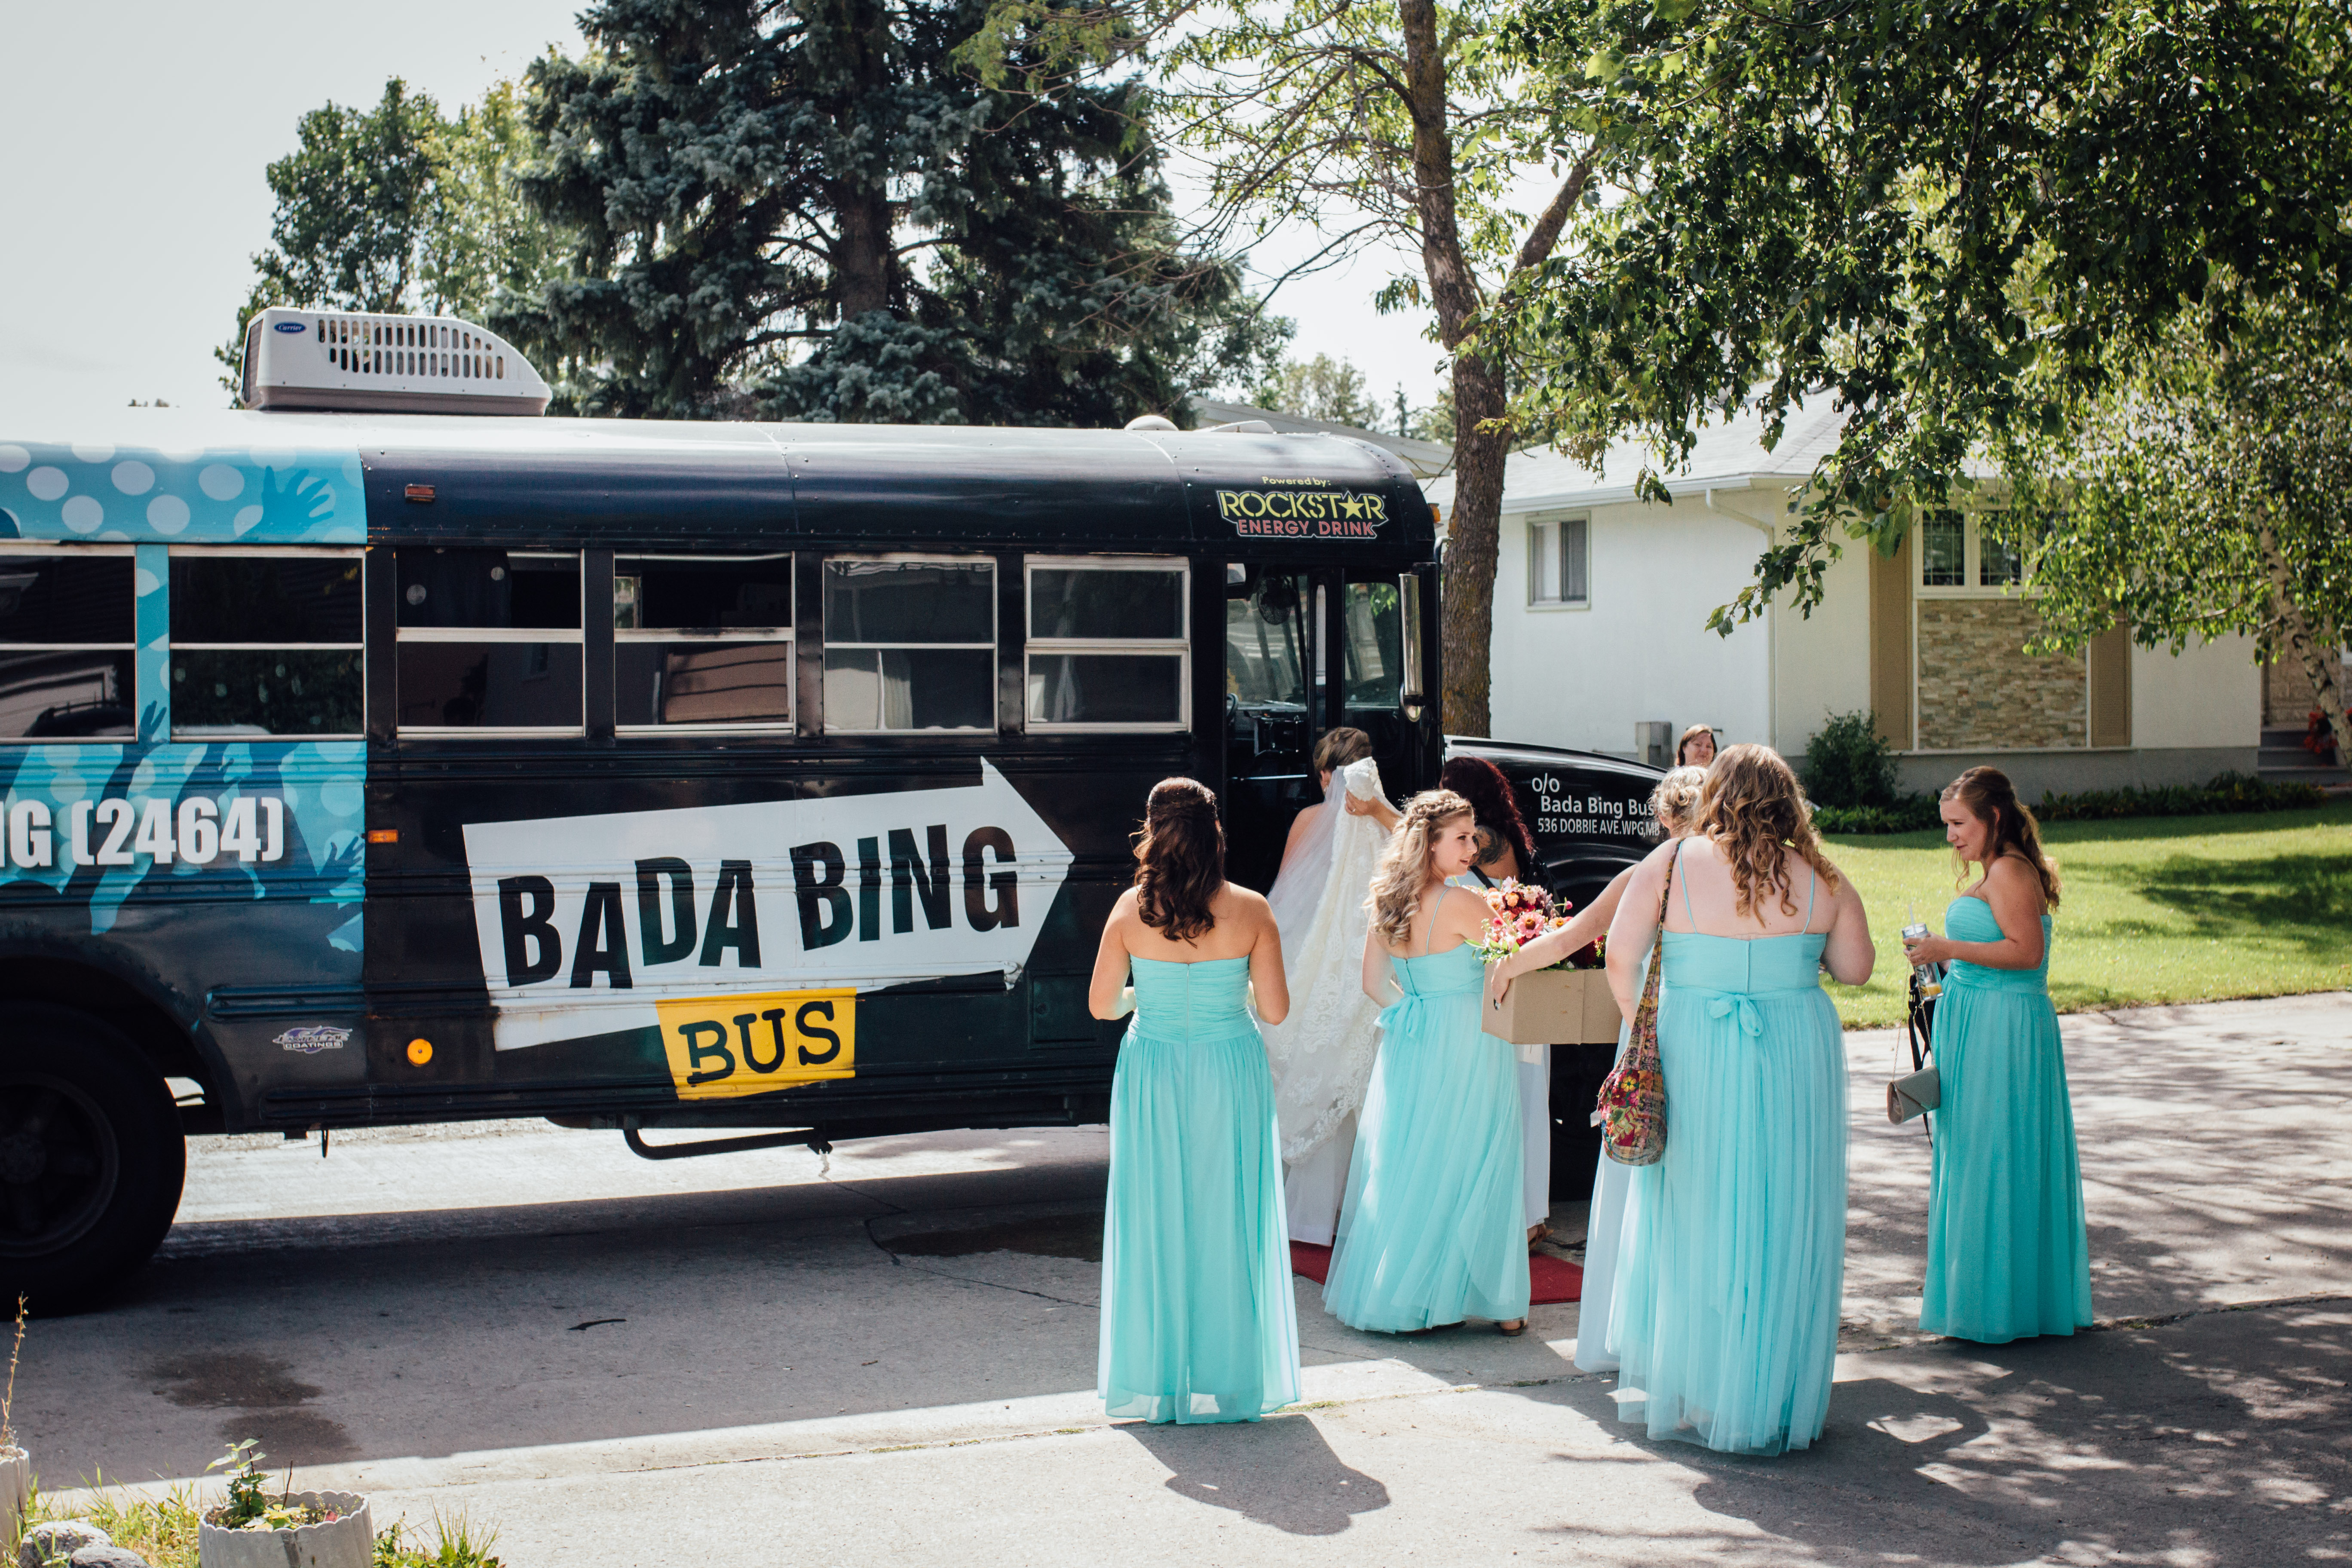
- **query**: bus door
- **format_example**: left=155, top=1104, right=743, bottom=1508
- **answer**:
left=1330, top=569, right=1421, bottom=800
left=1222, top=563, right=1313, bottom=891
left=1222, top=563, right=1430, bottom=891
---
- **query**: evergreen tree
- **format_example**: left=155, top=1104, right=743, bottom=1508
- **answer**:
left=499, top=0, right=1281, bottom=424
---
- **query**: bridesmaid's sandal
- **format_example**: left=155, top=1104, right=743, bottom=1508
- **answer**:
left=1498, top=1319, right=1528, bottom=1337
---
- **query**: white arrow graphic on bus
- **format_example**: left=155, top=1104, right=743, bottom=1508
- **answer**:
left=460, top=760, right=1072, bottom=1054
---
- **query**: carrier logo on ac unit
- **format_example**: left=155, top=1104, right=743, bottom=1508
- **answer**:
left=459, top=761, right=1071, bottom=1055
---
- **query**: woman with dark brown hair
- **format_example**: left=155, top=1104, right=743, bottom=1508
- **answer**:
left=1603, top=744, right=1874, bottom=1455
left=1088, top=778, right=1300, bottom=1423
left=1902, top=766, right=2090, bottom=1343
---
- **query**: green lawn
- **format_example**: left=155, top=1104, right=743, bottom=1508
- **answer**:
left=1820, top=803, right=2352, bottom=1029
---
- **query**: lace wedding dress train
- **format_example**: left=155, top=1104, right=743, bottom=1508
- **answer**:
left=1262, top=756, right=1391, bottom=1246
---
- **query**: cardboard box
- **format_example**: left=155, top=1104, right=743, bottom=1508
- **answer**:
left=1482, top=966, right=1624, bottom=1047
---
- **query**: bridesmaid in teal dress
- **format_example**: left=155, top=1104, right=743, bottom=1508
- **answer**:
left=1324, top=790, right=1531, bottom=1336
left=1089, top=778, right=1301, bottom=1424
left=1603, top=745, right=1876, bottom=1455
left=1904, top=766, right=2092, bottom=1343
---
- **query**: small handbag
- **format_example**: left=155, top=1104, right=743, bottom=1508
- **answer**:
left=1886, top=965, right=1942, bottom=1126
left=1591, top=852, right=1673, bottom=1165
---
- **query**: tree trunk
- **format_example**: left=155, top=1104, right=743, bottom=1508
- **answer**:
left=2255, top=520, right=2352, bottom=768
left=829, top=0, right=897, bottom=322
left=1399, top=0, right=1499, bottom=738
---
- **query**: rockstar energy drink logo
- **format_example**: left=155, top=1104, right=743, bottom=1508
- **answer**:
left=1216, top=483, right=1388, bottom=538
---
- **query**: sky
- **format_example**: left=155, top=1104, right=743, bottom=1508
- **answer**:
left=0, top=1, right=1455, bottom=431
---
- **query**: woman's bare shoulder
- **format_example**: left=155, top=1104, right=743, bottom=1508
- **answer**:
left=1216, top=883, right=1274, bottom=926
left=1104, top=887, right=1141, bottom=927
left=1984, top=852, right=2046, bottom=901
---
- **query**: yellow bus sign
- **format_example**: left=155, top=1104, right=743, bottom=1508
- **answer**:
left=655, top=989, right=856, bottom=1100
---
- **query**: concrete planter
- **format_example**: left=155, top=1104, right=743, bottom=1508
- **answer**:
left=0, top=1446, right=29, bottom=1539
left=198, top=1492, right=371, bottom=1568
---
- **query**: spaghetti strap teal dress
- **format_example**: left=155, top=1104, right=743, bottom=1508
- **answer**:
left=1099, top=954, right=1302, bottom=1424
left=1609, top=849, right=1847, bottom=1455
left=1919, top=898, right=2092, bottom=1342
left=1323, top=899, right=1530, bottom=1332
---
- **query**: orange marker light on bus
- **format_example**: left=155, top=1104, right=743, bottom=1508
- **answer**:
left=367, top=829, right=398, bottom=844
left=407, top=1039, right=434, bottom=1066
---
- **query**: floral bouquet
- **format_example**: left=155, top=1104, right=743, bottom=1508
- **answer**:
left=1468, top=879, right=1576, bottom=970
left=1468, top=879, right=1606, bottom=971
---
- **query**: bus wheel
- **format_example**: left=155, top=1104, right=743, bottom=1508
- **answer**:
left=0, top=1005, right=186, bottom=1314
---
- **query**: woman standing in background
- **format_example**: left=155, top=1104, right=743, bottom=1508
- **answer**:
left=1486, top=765, right=1708, bottom=1373
left=1090, top=778, right=1299, bottom=1423
left=1605, top=745, right=1873, bottom=1454
left=1675, top=725, right=1717, bottom=768
left=1438, top=756, right=1555, bottom=1243
left=1903, top=766, right=2092, bottom=1344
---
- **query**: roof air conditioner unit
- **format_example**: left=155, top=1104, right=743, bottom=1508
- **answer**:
left=241, top=306, right=551, bottom=415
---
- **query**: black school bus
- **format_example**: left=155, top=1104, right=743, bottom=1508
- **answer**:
left=0, top=308, right=1660, bottom=1305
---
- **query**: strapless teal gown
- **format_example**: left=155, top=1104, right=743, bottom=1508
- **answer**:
left=1099, top=955, right=1302, bottom=1423
left=1323, top=940, right=1530, bottom=1331
left=1609, top=879, right=1847, bottom=1455
left=1920, top=899, right=2092, bottom=1342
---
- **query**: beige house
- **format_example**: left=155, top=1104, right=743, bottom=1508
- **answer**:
left=1422, top=406, right=2305, bottom=796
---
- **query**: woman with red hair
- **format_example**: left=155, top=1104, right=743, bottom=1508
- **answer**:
left=1440, top=755, right=1553, bottom=1243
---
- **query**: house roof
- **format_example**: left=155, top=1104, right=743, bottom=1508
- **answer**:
left=1186, top=398, right=1456, bottom=481
left=1421, top=398, right=1849, bottom=515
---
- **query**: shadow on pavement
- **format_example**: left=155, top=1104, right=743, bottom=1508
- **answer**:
left=1532, top=1302, right=2350, bottom=1566
left=1121, top=1416, right=1390, bottom=1536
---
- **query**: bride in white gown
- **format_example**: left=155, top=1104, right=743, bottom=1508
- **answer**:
left=1263, top=729, right=1400, bottom=1245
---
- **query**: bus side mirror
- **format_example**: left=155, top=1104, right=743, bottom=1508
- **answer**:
left=1398, top=571, right=1426, bottom=724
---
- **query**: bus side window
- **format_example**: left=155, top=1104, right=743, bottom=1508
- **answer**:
left=170, top=551, right=364, bottom=738
left=821, top=557, right=995, bottom=733
left=614, top=554, right=793, bottom=730
left=1024, top=557, right=1188, bottom=731
left=394, top=549, right=583, bottom=734
left=0, top=548, right=136, bottom=740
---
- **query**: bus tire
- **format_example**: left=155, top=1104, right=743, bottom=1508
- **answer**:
left=0, top=1004, right=186, bottom=1314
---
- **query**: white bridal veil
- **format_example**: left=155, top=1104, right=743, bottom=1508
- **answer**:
left=1262, top=755, right=1390, bottom=1165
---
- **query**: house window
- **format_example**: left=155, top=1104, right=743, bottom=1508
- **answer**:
left=1528, top=515, right=1589, bottom=607
left=614, top=554, right=793, bottom=730
left=1025, top=557, right=1188, bottom=730
left=170, top=551, right=364, bottom=737
left=823, top=557, right=995, bottom=732
left=395, top=549, right=584, bottom=733
left=0, top=548, right=135, bottom=741
left=1917, top=513, right=2033, bottom=597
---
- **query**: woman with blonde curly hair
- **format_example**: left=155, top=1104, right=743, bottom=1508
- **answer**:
left=1902, top=766, right=2089, bottom=1344
left=1602, top=744, right=1874, bottom=1455
left=1088, top=778, right=1300, bottom=1423
left=1320, top=790, right=1531, bottom=1337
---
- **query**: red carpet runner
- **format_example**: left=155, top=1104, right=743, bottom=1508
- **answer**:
left=1289, top=1242, right=1583, bottom=1305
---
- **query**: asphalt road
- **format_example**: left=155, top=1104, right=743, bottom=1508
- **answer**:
left=18, top=992, right=2352, bottom=1566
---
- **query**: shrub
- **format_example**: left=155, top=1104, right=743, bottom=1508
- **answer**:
left=1801, top=710, right=1899, bottom=808
left=1815, top=769, right=2330, bottom=835
left=2034, top=770, right=2325, bottom=822
left=1812, top=795, right=1941, bottom=835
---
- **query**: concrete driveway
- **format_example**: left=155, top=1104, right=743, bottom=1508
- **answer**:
left=21, top=992, right=2349, bottom=1566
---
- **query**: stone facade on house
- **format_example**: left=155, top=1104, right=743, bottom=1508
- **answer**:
left=2263, top=652, right=2350, bottom=726
left=1916, top=598, right=2086, bottom=750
